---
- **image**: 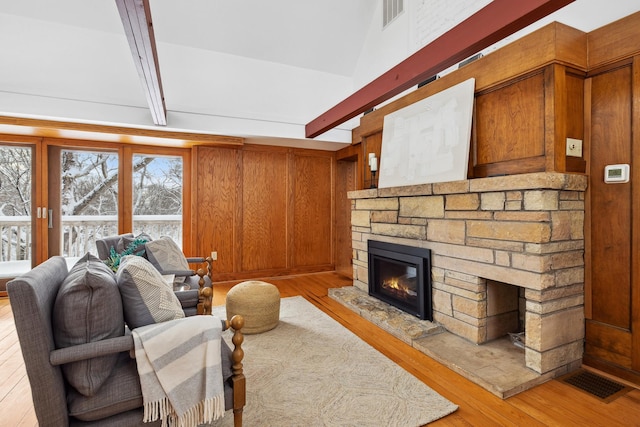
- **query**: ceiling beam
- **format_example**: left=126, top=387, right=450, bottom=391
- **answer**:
left=305, top=0, right=575, bottom=138
left=116, top=0, right=167, bottom=126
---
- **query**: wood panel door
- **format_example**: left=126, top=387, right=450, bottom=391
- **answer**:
left=585, top=59, right=640, bottom=383
left=291, top=152, right=334, bottom=268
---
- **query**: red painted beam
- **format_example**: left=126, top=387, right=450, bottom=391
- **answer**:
left=305, top=0, right=575, bottom=138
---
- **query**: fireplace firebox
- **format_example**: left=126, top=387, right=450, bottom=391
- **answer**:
left=368, top=240, right=432, bottom=320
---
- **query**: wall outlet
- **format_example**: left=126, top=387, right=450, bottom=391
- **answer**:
left=210, top=251, right=217, bottom=261
left=566, top=138, right=583, bottom=157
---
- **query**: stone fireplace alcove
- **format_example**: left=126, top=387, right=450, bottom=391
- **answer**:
left=342, top=172, right=587, bottom=386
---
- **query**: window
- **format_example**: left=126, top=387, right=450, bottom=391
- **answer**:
left=58, top=149, right=119, bottom=258
left=47, top=144, right=189, bottom=262
left=0, top=138, right=191, bottom=278
left=132, top=154, right=183, bottom=246
left=0, top=145, right=33, bottom=277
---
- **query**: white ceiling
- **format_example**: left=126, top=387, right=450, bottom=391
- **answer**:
left=0, top=0, right=377, bottom=148
left=0, top=0, right=375, bottom=77
left=0, top=1, right=638, bottom=149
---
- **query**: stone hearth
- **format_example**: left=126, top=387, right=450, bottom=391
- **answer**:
left=330, top=286, right=444, bottom=343
left=348, top=172, right=587, bottom=382
left=330, top=286, right=560, bottom=398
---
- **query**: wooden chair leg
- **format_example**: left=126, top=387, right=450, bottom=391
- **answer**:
left=229, top=315, right=245, bottom=427
left=233, top=408, right=243, bottom=427
left=205, top=256, right=213, bottom=282
left=196, top=267, right=213, bottom=315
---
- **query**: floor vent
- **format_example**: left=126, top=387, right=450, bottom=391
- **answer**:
left=383, top=0, right=403, bottom=29
left=559, top=369, right=633, bottom=402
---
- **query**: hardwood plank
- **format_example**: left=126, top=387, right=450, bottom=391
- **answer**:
left=510, top=377, right=640, bottom=425
left=0, top=362, right=27, bottom=403
left=0, top=299, right=33, bottom=426
left=0, top=371, right=35, bottom=427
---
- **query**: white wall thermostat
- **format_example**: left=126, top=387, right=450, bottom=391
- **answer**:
left=604, top=164, right=630, bottom=183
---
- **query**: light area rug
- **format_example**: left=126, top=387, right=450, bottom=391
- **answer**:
left=210, top=296, right=458, bottom=427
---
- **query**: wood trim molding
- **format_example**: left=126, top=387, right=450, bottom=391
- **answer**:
left=0, top=115, right=244, bottom=147
left=305, top=0, right=575, bottom=138
left=588, top=12, right=640, bottom=70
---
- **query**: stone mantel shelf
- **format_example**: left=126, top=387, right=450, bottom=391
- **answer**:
left=348, top=172, right=588, bottom=200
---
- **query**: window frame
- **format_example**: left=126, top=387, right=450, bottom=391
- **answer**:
left=43, top=139, right=193, bottom=259
left=127, top=145, right=192, bottom=251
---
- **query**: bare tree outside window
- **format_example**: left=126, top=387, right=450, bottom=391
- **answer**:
left=61, top=150, right=119, bottom=217
left=132, top=155, right=183, bottom=245
left=0, top=146, right=32, bottom=263
left=60, top=150, right=183, bottom=255
left=60, top=150, right=119, bottom=257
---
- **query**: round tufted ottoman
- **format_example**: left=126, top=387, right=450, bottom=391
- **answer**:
left=225, top=281, right=280, bottom=334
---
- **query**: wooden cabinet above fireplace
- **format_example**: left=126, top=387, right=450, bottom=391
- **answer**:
left=345, top=21, right=590, bottom=187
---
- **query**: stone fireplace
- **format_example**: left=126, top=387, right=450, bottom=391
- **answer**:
left=348, top=172, right=587, bottom=376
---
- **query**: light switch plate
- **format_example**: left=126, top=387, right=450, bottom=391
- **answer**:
left=566, top=138, right=583, bottom=157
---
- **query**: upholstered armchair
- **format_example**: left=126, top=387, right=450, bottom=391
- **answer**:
left=95, top=233, right=214, bottom=315
left=7, top=256, right=245, bottom=426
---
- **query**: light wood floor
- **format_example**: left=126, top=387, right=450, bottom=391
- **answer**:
left=2, top=271, right=640, bottom=426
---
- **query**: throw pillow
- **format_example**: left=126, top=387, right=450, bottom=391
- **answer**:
left=117, top=232, right=153, bottom=257
left=52, top=253, right=124, bottom=397
left=144, top=236, right=191, bottom=283
left=103, top=232, right=152, bottom=273
left=116, top=255, right=185, bottom=329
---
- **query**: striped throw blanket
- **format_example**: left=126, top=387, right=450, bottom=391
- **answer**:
left=132, top=316, right=226, bottom=427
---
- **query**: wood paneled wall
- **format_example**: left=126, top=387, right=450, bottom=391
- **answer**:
left=194, top=144, right=335, bottom=281
left=582, top=12, right=640, bottom=383
left=241, top=149, right=289, bottom=271
left=194, top=146, right=239, bottom=275
left=474, top=70, right=547, bottom=175
left=292, top=153, right=334, bottom=267
left=345, top=21, right=590, bottom=184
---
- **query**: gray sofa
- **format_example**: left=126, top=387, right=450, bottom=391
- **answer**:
left=7, top=256, right=245, bottom=427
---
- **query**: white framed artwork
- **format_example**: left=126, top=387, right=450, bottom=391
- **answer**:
left=378, top=78, right=475, bottom=188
